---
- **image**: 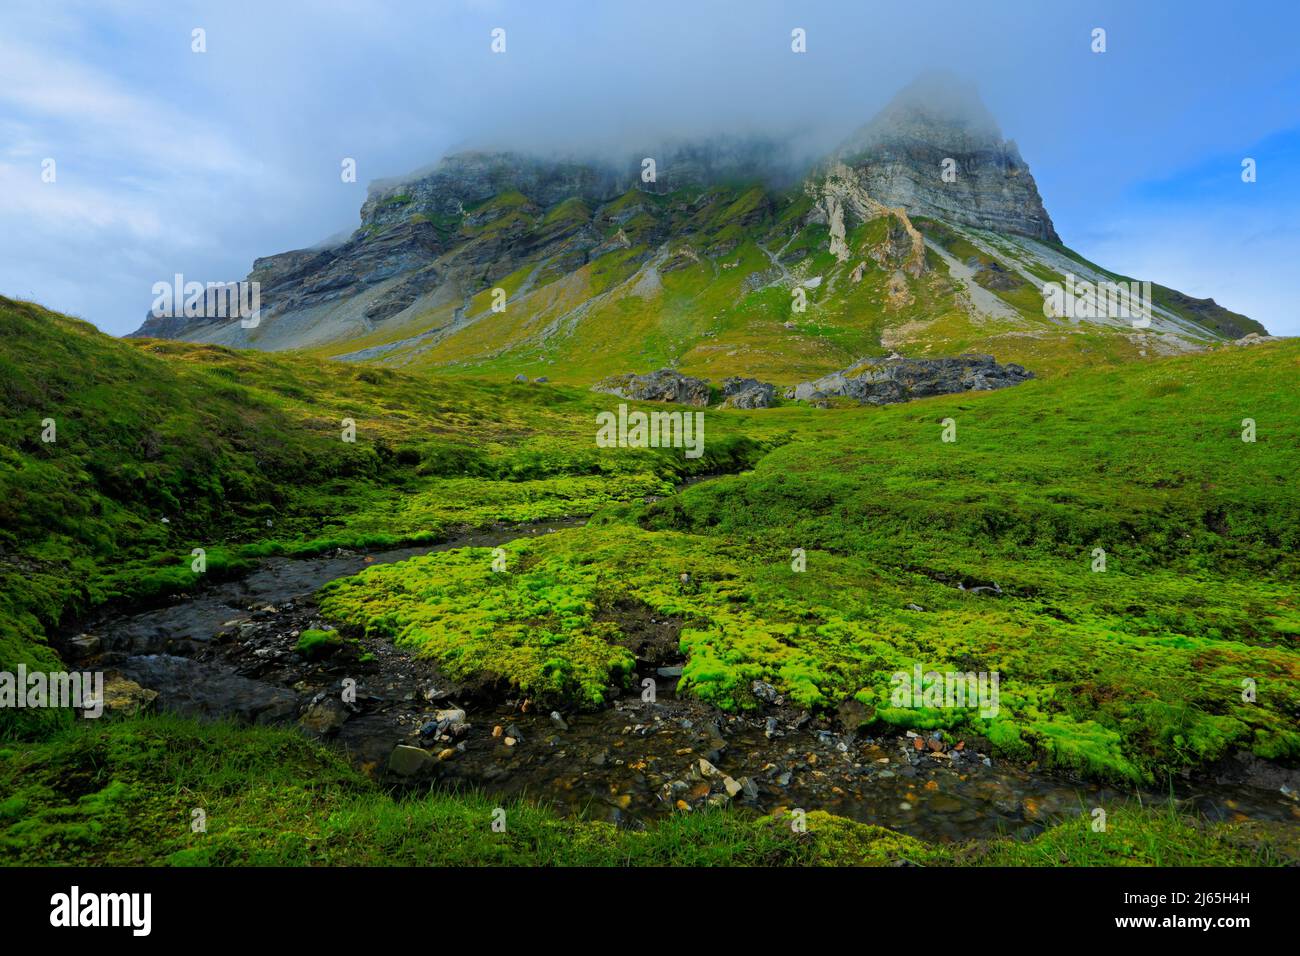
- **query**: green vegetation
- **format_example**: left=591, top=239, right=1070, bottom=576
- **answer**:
left=321, top=340, right=1300, bottom=783
left=294, top=628, right=343, bottom=660
left=0, top=295, right=766, bottom=737
left=1, top=293, right=1296, bottom=865
left=2, top=717, right=1293, bottom=866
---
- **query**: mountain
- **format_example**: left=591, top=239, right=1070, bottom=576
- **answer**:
left=128, top=76, right=1267, bottom=381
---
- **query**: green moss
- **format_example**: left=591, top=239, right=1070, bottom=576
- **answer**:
left=294, top=628, right=342, bottom=660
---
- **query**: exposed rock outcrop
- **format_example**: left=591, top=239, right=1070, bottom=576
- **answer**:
left=720, top=377, right=777, bottom=409
left=591, top=369, right=711, bottom=406
left=788, top=354, right=1033, bottom=405
left=837, top=72, right=1058, bottom=243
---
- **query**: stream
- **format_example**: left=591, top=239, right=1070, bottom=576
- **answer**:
left=59, top=519, right=1300, bottom=843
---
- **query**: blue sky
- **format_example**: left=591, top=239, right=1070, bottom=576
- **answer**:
left=1, top=0, right=1297, bottom=335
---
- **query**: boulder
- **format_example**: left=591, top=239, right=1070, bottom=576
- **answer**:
left=720, top=377, right=777, bottom=409
left=591, top=369, right=711, bottom=406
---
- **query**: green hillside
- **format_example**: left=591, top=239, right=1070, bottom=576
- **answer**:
left=1, top=295, right=1296, bottom=864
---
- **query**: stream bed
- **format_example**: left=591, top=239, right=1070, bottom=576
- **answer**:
left=59, top=518, right=1300, bottom=844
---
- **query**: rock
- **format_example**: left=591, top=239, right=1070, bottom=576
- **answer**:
left=504, top=723, right=525, bottom=744
left=299, top=697, right=349, bottom=736
left=514, top=373, right=529, bottom=383
left=698, top=758, right=721, bottom=778
left=504, top=737, right=518, bottom=747
left=66, top=633, right=101, bottom=658
left=99, top=675, right=158, bottom=717
left=740, top=777, right=760, bottom=801
left=437, top=748, right=456, bottom=761
left=590, top=368, right=711, bottom=406
left=720, top=377, right=777, bottom=409
left=792, top=354, right=1033, bottom=408
left=836, top=74, right=1058, bottom=243
left=550, top=711, right=569, bottom=731
left=388, top=744, right=435, bottom=777
left=722, top=776, right=743, bottom=798
left=836, top=697, right=869, bottom=734
left=764, top=716, right=782, bottom=740
left=535, top=376, right=549, bottom=383
left=434, top=707, right=466, bottom=727
left=751, top=680, right=780, bottom=704
left=656, top=665, right=684, bottom=678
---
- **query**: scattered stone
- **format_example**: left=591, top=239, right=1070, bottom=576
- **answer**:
left=388, top=744, right=435, bottom=777
left=438, top=748, right=456, bottom=761
left=656, top=665, right=684, bottom=678
left=514, top=373, right=529, bottom=383
left=751, top=680, right=780, bottom=704
left=722, top=776, right=744, bottom=798
left=698, top=758, right=721, bottom=778
left=550, top=711, right=569, bottom=731
left=299, top=697, right=349, bottom=736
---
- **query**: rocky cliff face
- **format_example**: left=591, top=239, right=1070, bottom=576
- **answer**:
left=837, top=73, right=1059, bottom=242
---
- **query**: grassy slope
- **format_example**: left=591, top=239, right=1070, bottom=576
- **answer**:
left=2, top=717, right=1294, bottom=867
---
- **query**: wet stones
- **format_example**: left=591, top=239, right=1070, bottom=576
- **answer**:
left=388, top=744, right=436, bottom=777
left=299, top=696, right=349, bottom=737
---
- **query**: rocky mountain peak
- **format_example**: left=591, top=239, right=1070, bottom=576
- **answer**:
left=837, top=72, right=1059, bottom=243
